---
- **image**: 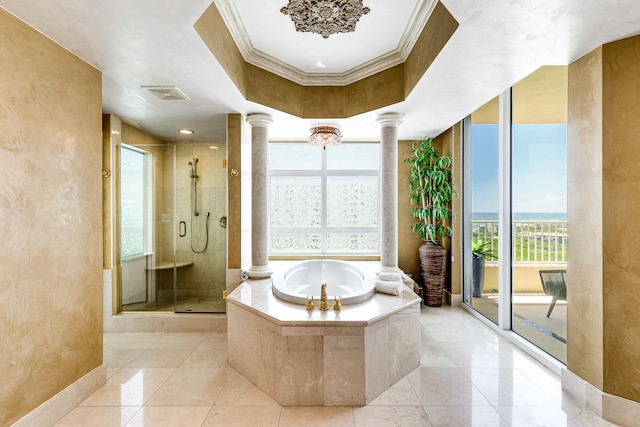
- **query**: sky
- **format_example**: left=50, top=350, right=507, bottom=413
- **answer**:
left=471, top=124, right=567, bottom=215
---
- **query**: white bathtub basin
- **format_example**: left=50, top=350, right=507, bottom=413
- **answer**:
left=272, top=260, right=375, bottom=304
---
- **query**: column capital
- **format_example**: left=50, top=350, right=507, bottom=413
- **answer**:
left=246, top=113, right=273, bottom=128
left=376, top=113, right=403, bottom=128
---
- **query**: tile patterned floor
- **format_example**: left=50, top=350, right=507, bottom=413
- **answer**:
left=54, top=306, right=617, bottom=426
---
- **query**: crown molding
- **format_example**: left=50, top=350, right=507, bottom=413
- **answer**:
left=214, top=0, right=438, bottom=86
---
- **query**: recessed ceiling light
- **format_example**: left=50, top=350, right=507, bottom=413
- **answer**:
left=178, top=129, right=194, bottom=135
left=209, top=146, right=219, bottom=149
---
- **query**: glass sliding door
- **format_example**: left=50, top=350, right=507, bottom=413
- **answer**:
left=466, top=97, right=500, bottom=324
left=511, top=66, right=568, bottom=363
left=464, top=67, right=568, bottom=364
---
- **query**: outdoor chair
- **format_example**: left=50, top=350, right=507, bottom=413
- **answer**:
left=539, top=269, right=567, bottom=318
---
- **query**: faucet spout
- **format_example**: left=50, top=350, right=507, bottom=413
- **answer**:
left=320, top=280, right=328, bottom=311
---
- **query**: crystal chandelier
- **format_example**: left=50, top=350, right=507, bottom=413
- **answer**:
left=308, top=125, right=343, bottom=149
left=280, top=0, right=371, bottom=39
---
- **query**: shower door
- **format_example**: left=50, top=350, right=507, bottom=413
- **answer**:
left=118, top=143, right=178, bottom=312
left=117, top=142, right=227, bottom=313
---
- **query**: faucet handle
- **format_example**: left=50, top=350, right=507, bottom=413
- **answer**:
left=306, top=295, right=315, bottom=311
left=333, top=296, right=341, bottom=311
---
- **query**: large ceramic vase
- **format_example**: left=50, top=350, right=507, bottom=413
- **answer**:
left=419, top=241, right=447, bottom=307
left=472, top=255, right=485, bottom=298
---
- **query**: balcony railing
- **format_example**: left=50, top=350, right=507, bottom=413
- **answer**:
left=472, top=220, right=568, bottom=265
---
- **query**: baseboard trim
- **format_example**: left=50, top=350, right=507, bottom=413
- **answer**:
left=562, top=368, right=640, bottom=426
left=443, top=290, right=462, bottom=306
left=12, top=364, right=106, bottom=427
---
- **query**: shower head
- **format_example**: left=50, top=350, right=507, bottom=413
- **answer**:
left=189, top=159, right=198, bottom=179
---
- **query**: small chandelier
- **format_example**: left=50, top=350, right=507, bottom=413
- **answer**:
left=281, top=0, right=371, bottom=39
left=308, top=125, right=343, bottom=149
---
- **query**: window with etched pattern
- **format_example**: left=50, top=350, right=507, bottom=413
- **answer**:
left=270, top=142, right=379, bottom=256
left=120, top=145, right=148, bottom=258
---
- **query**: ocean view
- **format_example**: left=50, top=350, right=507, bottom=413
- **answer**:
left=473, top=212, right=567, bottom=221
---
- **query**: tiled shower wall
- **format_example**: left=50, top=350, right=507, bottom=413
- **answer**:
left=168, top=142, right=227, bottom=300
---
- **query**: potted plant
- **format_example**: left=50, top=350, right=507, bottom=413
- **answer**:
left=472, top=239, right=497, bottom=297
left=404, top=137, right=455, bottom=307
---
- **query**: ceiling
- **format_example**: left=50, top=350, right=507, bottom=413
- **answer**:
left=1, top=0, right=640, bottom=142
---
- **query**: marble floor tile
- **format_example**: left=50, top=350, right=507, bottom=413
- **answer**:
left=353, top=405, right=431, bottom=427
left=213, top=370, right=280, bottom=406
left=408, top=367, right=491, bottom=406
left=152, top=332, right=208, bottom=348
left=124, top=347, right=195, bottom=368
left=124, top=406, right=211, bottom=427
left=494, top=405, right=615, bottom=427
left=52, top=308, right=621, bottom=426
left=279, top=406, right=355, bottom=427
left=420, top=342, right=458, bottom=368
left=103, top=332, right=163, bottom=345
left=201, top=405, right=282, bottom=426
left=79, top=368, right=174, bottom=407
left=180, top=342, right=228, bottom=368
left=423, top=405, right=508, bottom=427
left=54, top=406, right=139, bottom=427
left=145, top=381, right=224, bottom=406
left=367, top=377, right=421, bottom=406
left=164, top=366, right=233, bottom=386
left=463, top=368, right=558, bottom=407
left=103, top=343, right=149, bottom=368
left=440, top=341, right=516, bottom=369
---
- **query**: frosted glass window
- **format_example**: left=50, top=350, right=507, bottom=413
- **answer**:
left=271, top=233, right=322, bottom=254
left=327, top=233, right=378, bottom=254
left=327, top=176, right=378, bottom=227
left=269, top=142, right=379, bottom=256
left=120, top=145, right=147, bottom=258
left=327, top=144, right=378, bottom=170
left=271, top=176, right=321, bottom=227
left=270, top=144, right=320, bottom=170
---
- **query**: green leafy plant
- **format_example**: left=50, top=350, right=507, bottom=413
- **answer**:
left=404, top=137, right=455, bottom=244
left=472, top=239, right=497, bottom=259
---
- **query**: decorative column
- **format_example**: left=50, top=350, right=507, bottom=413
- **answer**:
left=376, top=113, right=403, bottom=272
left=246, top=114, right=273, bottom=278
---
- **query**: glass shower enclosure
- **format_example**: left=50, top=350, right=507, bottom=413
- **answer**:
left=117, top=142, right=227, bottom=313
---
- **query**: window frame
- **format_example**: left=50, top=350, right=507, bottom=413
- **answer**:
left=268, top=141, right=380, bottom=258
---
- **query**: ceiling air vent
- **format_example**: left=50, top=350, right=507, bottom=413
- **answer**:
left=141, top=85, right=191, bottom=101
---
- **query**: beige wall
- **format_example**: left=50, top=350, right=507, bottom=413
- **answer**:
left=568, top=33, right=640, bottom=403
left=398, top=140, right=426, bottom=286
left=436, top=124, right=462, bottom=296
left=567, top=47, right=604, bottom=390
left=601, top=35, right=640, bottom=401
left=227, top=114, right=242, bottom=270
left=0, top=9, right=103, bottom=425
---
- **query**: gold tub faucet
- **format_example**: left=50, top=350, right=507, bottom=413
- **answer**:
left=320, top=280, right=328, bottom=311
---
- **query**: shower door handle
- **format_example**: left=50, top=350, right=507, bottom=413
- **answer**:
left=179, top=221, right=186, bottom=237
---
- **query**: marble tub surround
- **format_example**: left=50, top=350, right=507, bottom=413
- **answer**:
left=227, top=274, right=421, bottom=406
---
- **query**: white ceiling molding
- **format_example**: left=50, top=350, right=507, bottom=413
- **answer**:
left=214, top=0, right=438, bottom=86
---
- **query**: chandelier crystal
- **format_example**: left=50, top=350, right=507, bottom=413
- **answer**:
left=308, top=125, right=343, bottom=149
left=281, top=0, right=371, bottom=39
